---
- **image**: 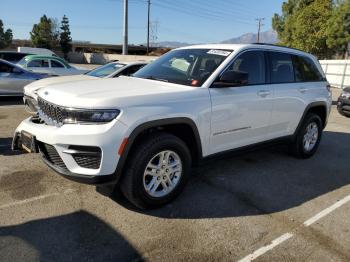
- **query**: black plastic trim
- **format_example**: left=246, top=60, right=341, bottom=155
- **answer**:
left=202, top=135, right=294, bottom=162
left=294, top=101, right=328, bottom=135
left=41, top=156, right=115, bottom=185
left=113, top=117, right=203, bottom=183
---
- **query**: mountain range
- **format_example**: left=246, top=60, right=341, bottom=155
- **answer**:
left=154, top=30, right=278, bottom=48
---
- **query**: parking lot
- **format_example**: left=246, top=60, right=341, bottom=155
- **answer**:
left=0, top=88, right=349, bottom=261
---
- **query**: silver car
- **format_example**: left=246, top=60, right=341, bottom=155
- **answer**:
left=23, top=61, right=148, bottom=113
left=0, top=59, right=48, bottom=96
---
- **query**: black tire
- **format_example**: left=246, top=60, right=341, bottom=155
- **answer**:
left=120, top=132, right=192, bottom=209
left=290, top=113, right=323, bottom=159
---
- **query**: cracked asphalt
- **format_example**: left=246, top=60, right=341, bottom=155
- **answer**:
left=0, top=88, right=349, bottom=261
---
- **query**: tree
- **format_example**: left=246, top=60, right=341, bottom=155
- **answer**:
left=326, top=0, right=350, bottom=58
left=30, top=15, right=58, bottom=49
left=0, top=19, right=13, bottom=49
left=273, top=0, right=335, bottom=59
left=59, top=15, right=72, bottom=59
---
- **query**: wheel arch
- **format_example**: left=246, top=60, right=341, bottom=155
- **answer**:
left=294, top=101, right=328, bottom=136
left=113, top=117, right=203, bottom=182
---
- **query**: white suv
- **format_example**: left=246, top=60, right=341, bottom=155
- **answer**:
left=13, top=44, right=332, bottom=209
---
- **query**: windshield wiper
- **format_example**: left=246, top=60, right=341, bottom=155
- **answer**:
left=144, top=76, right=169, bottom=82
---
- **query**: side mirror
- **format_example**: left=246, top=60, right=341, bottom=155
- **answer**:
left=212, top=71, right=248, bottom=87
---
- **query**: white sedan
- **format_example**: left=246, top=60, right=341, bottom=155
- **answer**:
left=23, top=61, right=148, bottom=113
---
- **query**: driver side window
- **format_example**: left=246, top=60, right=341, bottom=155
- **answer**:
left=224, top=51, right=266, bottom=86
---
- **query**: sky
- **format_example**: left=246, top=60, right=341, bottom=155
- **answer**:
left=0, top=0, right=285, bottom=45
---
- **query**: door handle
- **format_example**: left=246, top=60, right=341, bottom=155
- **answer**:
left=258, top=90, right=271, bottom=97
left=299, top=88, right=308, bottom=93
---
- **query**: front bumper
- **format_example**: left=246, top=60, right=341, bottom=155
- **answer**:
left=337, top=97, right=350, bottom=117
left=13, top=116, right=129, bottom=184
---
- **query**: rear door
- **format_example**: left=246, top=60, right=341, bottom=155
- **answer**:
left=266, top=52, right=305, bottom=139
left=208, top=50, right=274, bottom=154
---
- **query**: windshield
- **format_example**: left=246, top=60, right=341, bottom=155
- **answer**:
left=17, top=57, right=28, bottom=67
left=133, top=48, right=232, bottom=86
left=86, top=63, right=125, bottom=78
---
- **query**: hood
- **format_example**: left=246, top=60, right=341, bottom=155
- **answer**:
left=24, top=74, right=97, bottom=98
left=37, top=76, right=198, bottom=108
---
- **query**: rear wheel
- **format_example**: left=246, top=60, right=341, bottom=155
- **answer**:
left=120, top=132, right=191, bottom=209
left=290, top=113, right=323, bottom=158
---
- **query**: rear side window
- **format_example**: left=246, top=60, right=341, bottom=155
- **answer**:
left=51, top=60, right=65, bottom=68
left=225, top=51, right=266, bottom=85
left=269, top=52, right=294, bottom=84
left=293, top=55, right=323, bottom=82
left=28, top=59, right=49, bottom=68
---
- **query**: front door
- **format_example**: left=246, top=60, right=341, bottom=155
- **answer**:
left=208, top=50, right=273, bottom=154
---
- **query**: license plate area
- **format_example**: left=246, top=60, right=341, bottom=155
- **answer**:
left=21, top=131, right=38, bottom=153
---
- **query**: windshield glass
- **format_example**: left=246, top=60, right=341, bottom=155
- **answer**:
left=17, top=57, right=29, bottom=67
left=133, top=49, right=232, bottom=86
left=86, top=63, right=125, bottom=78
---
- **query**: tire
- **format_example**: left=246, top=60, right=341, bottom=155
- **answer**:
left=120, top=132, right=192, bottom=209
left=290, top=113, right=323, bottom=159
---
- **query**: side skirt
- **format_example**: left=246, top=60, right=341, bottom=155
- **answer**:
left=199, top=135, right=294, bottom=164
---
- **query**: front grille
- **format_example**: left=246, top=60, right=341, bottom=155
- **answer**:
left=37, top=97, right=66, bottom=126
left=38, top=142, right=68, bottom=171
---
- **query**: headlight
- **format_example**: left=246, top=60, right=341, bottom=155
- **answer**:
left=63, top=109, right=120, bottom=124
left=340, top=91, right=350, bottom=99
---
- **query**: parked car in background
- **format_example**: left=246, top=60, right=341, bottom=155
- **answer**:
left=17, top=47, right=57, bottom=57
left=86, top=61, right=147, bottom=78
left=337, top=87, right=350, bottom=117
left=23, top=61, right=147, bottom=113
left=0, top=59, right=48, bottom=96
left=0, top=51, right=33, bottom=63
left=17, top=55, right=88, bottom=76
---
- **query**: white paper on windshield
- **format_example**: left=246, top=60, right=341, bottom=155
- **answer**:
left=207, top=50, right=231, bottom=56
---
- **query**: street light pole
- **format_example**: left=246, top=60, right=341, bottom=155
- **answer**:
left=123, top=0, right=128, bottom=55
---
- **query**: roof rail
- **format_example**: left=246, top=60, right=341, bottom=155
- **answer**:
left=251, top=43, right=306, bottom=53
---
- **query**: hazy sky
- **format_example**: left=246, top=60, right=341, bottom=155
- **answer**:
left=0, top=0, right=285, bottom=44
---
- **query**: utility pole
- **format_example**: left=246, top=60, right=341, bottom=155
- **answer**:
left=123, top=0, right=128, bottom=55
left=256, top=18, right=265, bottom=43
left=147, top=0, right=151, bottom=55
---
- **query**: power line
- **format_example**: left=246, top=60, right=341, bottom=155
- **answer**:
left=151, top=1, right=255, bottom=25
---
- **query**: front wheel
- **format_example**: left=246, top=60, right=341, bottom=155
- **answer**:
left=120, top=132, right=192, bottom=209
left=290, top=113, right=323, bottom=158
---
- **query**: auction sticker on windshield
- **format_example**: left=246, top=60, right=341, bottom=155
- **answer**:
left=207, top=50, right=232, bottom=56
